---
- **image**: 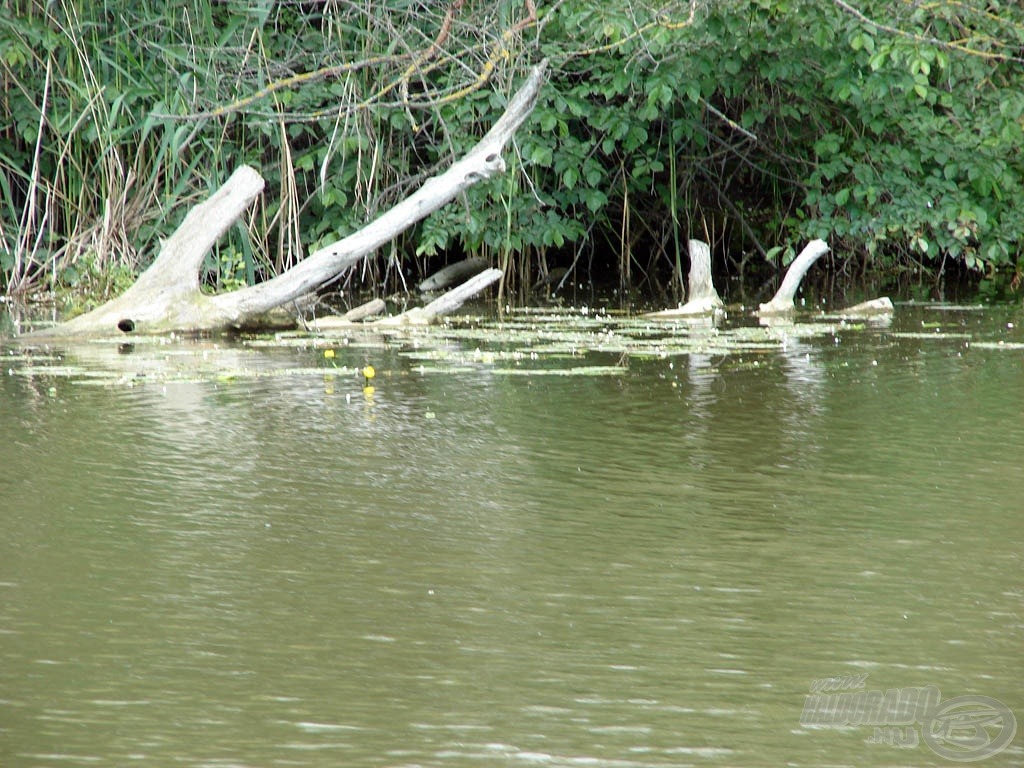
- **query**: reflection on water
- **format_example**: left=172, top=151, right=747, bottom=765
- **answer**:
left=1, top=306, right=1023, bottom=767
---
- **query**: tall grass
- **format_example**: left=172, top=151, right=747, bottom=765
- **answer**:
left=1, top=0, right=530, bottom=300
left=1, top=0, right=226, bottom=296
left=0, top=2, right=304, bottom=295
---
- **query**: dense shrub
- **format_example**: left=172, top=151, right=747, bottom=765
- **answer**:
left=2, top=0, right=1022, bottom=298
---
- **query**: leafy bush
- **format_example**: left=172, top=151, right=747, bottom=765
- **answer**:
left=2, top=0, right=1022, bottom=299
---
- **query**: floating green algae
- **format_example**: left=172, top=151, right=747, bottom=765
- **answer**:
left=4, top=303, right=907, bottom=386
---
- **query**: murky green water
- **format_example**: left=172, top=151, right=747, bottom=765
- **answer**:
left=1, top=304, right=1022, bottom=767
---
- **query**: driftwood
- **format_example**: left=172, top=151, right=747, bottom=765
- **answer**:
left=840, top=297, right=894, bottom=316
left=638, top=236, right=893, bottom=323
left=377, top=268, right=503, bottom=326
left=418, top=257, right=488, bottom=292
left=341, top=297, right=387, bottom=322
left=28, top=62, right=548, bottom=338
left=757, top=240, right=894, bottom=317
left=645, top=239, right=723, bottom=318
left=307, top=298, right=387, bottom=330
left=757, top=239, right=830, bottom=314
left=309, top=268, right=501, bottom=330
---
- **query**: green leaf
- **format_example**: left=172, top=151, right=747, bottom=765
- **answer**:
left=584, top=189, right=608, bottom=213
left=527, top=144, right=553, bottom=167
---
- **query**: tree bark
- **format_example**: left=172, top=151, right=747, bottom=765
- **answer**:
left=29, top=61, right=548, bottom=338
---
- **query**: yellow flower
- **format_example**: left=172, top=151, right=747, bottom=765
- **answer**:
left=323, top=349, right=336, bottom=359
left=362, top=365, right=376, bottom=380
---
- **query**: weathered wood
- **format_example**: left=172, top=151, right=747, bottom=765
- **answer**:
left=307, top=270, right=501, bottom=330
left=343, top=297, right=387, bottom=322
left=306, top=298, right=388, bottom=330
left=419, top=268, right=502, bottom=319
left=208, top=61, right=546, bottom=326
left=418, top=257, right=488, bottom=292
left=27, top=61, right=548, bottom=338
left=840, top=297, right=894, bottom=316
left=685, top=239, right=722, bottom=305
left=29, top=167, right=266, bottom=337
left=758, top=239, right=829, bottom=314
left=376, top=268, right=502, bottom=326
left=645, top=239, right=723, bottom=318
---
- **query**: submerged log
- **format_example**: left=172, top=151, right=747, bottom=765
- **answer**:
left=26, top=62, right=548, bottom=338
left=532, top=265, right=569, bottom=292
left=308, top=298, right=387, bottom=330
left=645, top=239, right=723, bottom=318
left=757, top=239, right=830, bottom=314
left=308, top=270, right=502, bottom=330
left=343, top=297, right=387, bottom=322
left=418, top=257, right=488, bottom=292
left=840, top=297, right=894, bottom=316
left=377, top=268, right=502, bottom=326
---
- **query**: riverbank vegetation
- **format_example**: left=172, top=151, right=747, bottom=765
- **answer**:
left=3, top=0, right=1023, bottom=307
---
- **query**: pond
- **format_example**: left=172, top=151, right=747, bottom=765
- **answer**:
left=1, top=302, right=1022, bottom=767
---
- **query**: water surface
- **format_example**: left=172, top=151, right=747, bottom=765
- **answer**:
left=2, top=304, right=1022, bottom=766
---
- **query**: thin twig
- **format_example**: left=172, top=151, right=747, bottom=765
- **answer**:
left=832, top=0, right=1024, bottom=65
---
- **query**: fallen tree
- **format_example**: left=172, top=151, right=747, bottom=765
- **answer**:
left=27, top=62, right=548, bottom=338
left=418, top=257, right=489, bottom=293
left=308, top=268, right=503, bottom=331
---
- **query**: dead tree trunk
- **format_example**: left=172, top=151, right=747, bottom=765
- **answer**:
left=758, top=239, right=829, bottom=314
left=30, top=62, right=548, bottom=338
left=644, top=239, right=723, bottom=318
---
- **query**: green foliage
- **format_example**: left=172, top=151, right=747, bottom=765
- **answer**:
left=520, top=0, right=1024, bottom=281
left=53, top=250, right=137, bottom=317
left=201, top=247, right=250, bottom=295
left=795, top=1, right=1024, bottom=270
left=0, top=0, right=264, bottom=293
left=3, top=0, right=1023, bottom=300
